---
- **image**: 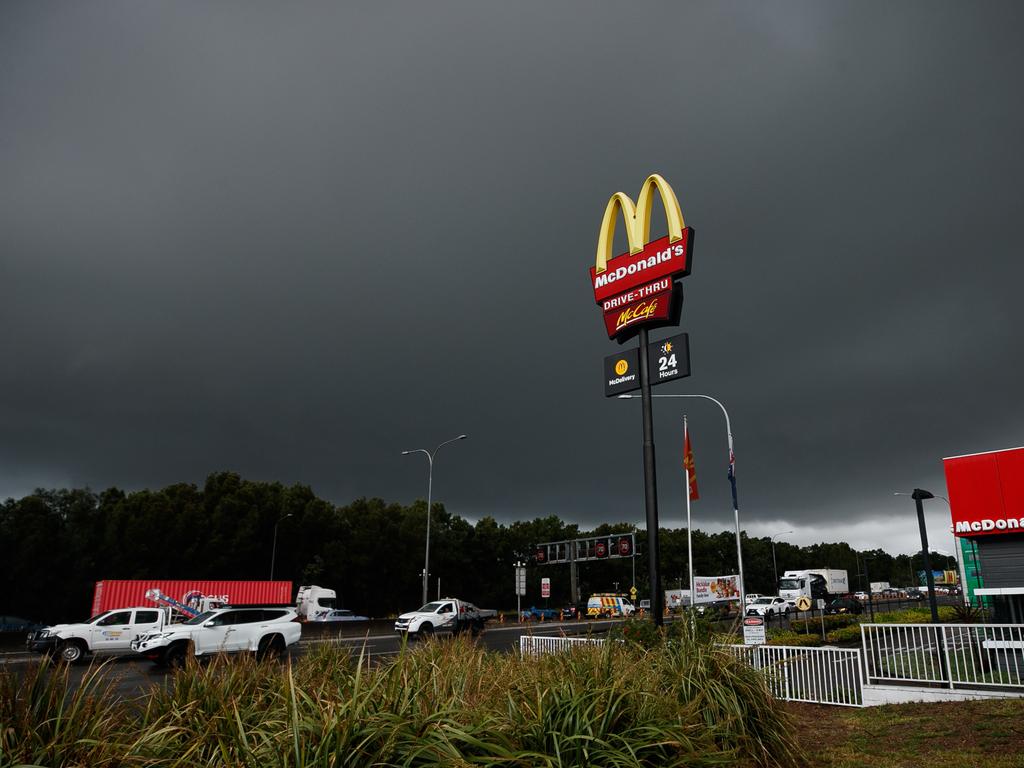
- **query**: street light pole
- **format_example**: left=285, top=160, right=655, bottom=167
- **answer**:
left=402, top=434, right=468, bottom=605
left=618, top=393, right=746, bottom=606
left=270, top=513, right=292, bottom=581
left=771, top=530, right=793, bottom=590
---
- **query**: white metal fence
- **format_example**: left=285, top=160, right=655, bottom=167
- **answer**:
left=862, top=623, right=1024, bottom=690
left=724, top=645, right=864, bottom=707
left=519, top=634, right=607, bottom=656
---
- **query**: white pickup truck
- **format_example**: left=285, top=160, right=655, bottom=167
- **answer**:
left=132, top=605, right=302, bottom=667
left=394, top=598, right=496, bottom=640
left=26, top=607, right=169, bottom=663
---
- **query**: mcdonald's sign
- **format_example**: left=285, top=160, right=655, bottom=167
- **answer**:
left=588, top=174, right=694, bottom=340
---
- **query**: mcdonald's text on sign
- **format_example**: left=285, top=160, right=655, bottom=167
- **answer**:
left=588, top=174, right=694, bottom=341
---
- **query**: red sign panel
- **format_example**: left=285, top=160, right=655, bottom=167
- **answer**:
left=943, top=446, right=1024, bottom=537
left=589, top=229, right=693, bottom=304
left=602, top=288, right=673, bottom=339
left=617, top=537, right=632, bottom=556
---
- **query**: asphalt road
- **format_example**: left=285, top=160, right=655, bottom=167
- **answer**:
left=2, top=619, right=620, bottom=699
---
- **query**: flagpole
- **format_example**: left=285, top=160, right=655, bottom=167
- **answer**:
left=685, top=415, right=694, bottom=608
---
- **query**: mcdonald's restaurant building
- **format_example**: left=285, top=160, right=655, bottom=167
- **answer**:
left=944, top=446, right=1024, bottom=622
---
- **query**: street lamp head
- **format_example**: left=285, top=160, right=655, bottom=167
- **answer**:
left=912, top=489, right=935, bottom=501
left=457, top=434, right=468, bottom=440
left=401, top=450, right=411, bottom=455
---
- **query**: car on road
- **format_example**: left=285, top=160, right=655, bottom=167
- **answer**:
left=745, top=596, right=790, bottom=618
left=561, top=603, right=586, bottom=620
left=132, top=606, right=302, bottom=667
left=693, top=600, right=738, bottom=619
left=853, top=591, right=869, bottom=601
left=27, top=608, right=167, bottom=664
left=315, top=609, right=369, bottom=623
left=906, top=589, right=925, bottom=601
left=744, top=593, right=763, bottom=605
left=824, top=597, right=864, bottom=616
left=521, top=606, right=560, bottom=621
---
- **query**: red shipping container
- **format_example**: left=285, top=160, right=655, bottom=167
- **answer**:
left=91, top=580, right=293, bottom=616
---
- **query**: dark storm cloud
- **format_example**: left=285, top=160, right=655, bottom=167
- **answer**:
left=2, top=1, right=1023, bottom=554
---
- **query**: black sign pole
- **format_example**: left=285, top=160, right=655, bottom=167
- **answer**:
left=637, top=327, right=663, bottom=626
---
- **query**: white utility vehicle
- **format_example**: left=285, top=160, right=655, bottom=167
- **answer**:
left=394, top=598, right=495, bottom=640
left=27, top=607, right=168, bottom=664
left=132, top=605, right=302, bottom=667
left=778, top=569, right=849, bottom=603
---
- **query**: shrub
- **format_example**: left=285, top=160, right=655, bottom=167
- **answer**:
left=0, top=635, right=807, bottom=767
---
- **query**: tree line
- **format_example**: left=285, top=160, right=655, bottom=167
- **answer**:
left=0, top=471, right=956, bottom=623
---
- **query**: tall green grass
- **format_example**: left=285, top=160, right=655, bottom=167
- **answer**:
left=0, top=632, right=805, bottom=767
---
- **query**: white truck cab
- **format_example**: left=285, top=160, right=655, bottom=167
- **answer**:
left=295, top=585, right=337, bottom=621
left=27, top=607, right=168, bottom=663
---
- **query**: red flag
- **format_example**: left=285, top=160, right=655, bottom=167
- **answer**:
left=684, top=420, right=699, bottom=501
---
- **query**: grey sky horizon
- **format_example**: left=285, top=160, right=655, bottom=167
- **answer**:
left=3, top=1, right=1022, bottom=559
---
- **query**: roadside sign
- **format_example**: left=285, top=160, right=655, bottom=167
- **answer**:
left=603, top=333, right=691, bottom=397
left=541, top=578, right=550, bottom=598
left=817, top=599, right=826, bottom=610
left=629, top=586, right=638, bottom=600
left=796, top=596, right=811, bottom=612
left=742, top=616, right=766, bottom=645
left=515, top=567, right=526, bottom=597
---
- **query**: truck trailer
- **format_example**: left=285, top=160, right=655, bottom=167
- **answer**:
left=91, top=580, right=292, bottom=616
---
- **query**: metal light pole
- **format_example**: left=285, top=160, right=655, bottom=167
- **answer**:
left=771, top=530, right=793, bottom=591
left=270, top=513, right=292, bottom=580
left=618, top=393, right=747, bottom=607
left=894, top=490, right=943, bottom=622
left=402, top=434, right=468, bottom=605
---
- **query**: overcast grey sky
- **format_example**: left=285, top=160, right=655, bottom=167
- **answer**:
left=2, top=2, right=1022, bottom=556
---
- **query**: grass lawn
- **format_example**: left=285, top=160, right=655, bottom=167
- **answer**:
left=787, top=698, right=1024, bottom=768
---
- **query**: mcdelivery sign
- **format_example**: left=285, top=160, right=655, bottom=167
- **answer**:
left=588, top=174, right=694, bottom=340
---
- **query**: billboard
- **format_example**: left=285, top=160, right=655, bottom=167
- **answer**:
left=693, top=575, right=741, bottom=604
left=943, top=446, right=1024, bottom=537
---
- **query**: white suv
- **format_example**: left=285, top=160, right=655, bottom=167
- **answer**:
left=132, top=606, right=301, bottom=667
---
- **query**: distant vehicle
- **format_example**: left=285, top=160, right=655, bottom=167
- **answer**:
left=587, top=594, right=635, bottom=618
left=295, top=585, right=337, bottom=621
left=745, top=596, right=790, bottom=618
left=394, top=598, right=495, bottom=639
left=744, top=593, right=763, bottom=605
left=0, top=616, right=42, bottom=634
left=521, top=606, right=560, bottom=621
left=906, top=589, right=925, bottom=601
left=132, top=606, right=302, bottom=667
left=694, top=600, right=736, bottom=619
left=853, top=591, right=869, bottom=601
left=778, top=569, right=848, bottom=603
left=316, top=609, right=368, bottom=623
left=561, top=603, right=586, bottom=620
left=825, top=598, right=864, bottom=616
left=27, top=608, right=169, bottom=664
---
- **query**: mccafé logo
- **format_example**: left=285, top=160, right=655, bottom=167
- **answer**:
left=615, top=297, right=659, bottom=332
left=589, top=173, right=694, bottom=340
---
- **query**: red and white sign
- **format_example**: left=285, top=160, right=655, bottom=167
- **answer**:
left=602, top=288, right=673, bottom=339
left=943, top=446, right=1024, bottom=537
left=590, top=230, right=693, bottom=304
left=541, top=578, right=551, bottom=598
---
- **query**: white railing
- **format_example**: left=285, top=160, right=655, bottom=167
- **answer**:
left=519, top=634, right=606, bottom=656
left=723, top=645, right=864, bottom=707
left=862, top=623, right=1024, bottom=690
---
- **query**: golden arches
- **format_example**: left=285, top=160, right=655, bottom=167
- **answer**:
left=594, top=174, right=686, bottom=275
